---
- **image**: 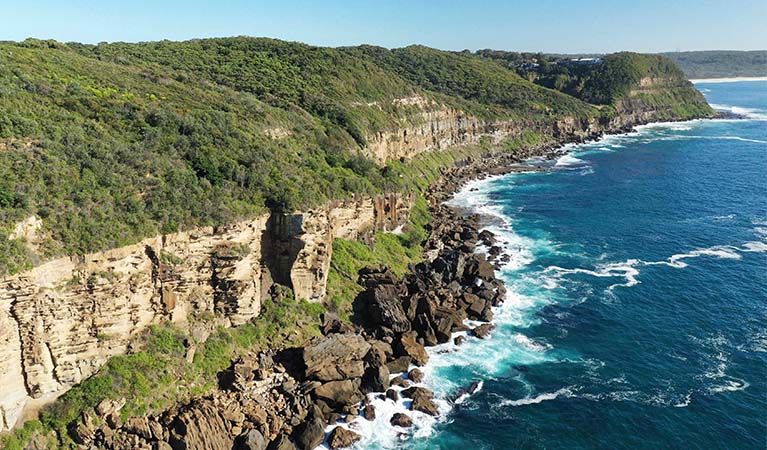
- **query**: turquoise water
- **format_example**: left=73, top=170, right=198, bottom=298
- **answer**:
left=348, top=81, right=767, bottom=450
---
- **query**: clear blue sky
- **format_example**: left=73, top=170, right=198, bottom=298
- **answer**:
left=2, top=0, right=765, bottom=53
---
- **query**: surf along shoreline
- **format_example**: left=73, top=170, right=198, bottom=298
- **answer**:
left=60, top=113, right=722, bottom=450
left=306, top=113, right=735, bottom=448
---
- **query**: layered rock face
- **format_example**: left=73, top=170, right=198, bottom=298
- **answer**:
left=363, top=96, right=522, bottom=164
left=0, top=194, right=411, bottom=432
left=364, top=96, right=608, bottom=165
left=608, top=76, right=714, bottom=127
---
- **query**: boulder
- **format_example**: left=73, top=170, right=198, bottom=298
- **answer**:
left=390, top=413, right=413, bottom=428
left=454, top=335, right=467, bottom=346
left=471, top=323, right=496, bottom=339
left=386, top=356, right=412, bottom=374
left=389, top=376, right=411, bottom=388
left=124, top=417, right=152, bottom=440
left=465, top=255, right=495, bottom=281
left=407, top=368, right=425, bottom=384
left=411, top=396, right=439, bottom=416
left=303, top=334, right=371, bottom=381
left=385, top=389, right=399, bottom=402
left=361, top=365, right=390, bottom=394
left=267, top=434, right=296, bottom=450
left=96, top=397, right=126, bottom=417
left=313, top=379, right=363, bottom=408
left=327, top=427, right=362, bottom=449
left=394, top=333, right=429, bottom=366
left=401, top=387, right=434, bottom=401
left=465, top=294, right=487, bottom=318
left=357, top=284, right=411, bottom=333
left=413, top=314, right=438, bottom=346
left=236, top=429, right=268, bottom=450
left=168, top=400, right=233, bottom=450
left=292, top=412, right=325, bottom=450
left=362, top=404, right=376, bottom=420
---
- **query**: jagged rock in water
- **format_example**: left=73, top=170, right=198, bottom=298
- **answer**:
left=386, top=356, right=412, bottom=373
left=361, top=364, right=390, bottom=393
left=327, top=426, right=362, bottom=449
left=411, top=395, right=439, bottom=416
left=471, top=323, right=496, bottom=339
left=389, top=376, right=411, bottom=388
left=362, top=404, right=376, bottom=420
left=408, top=368, right=425, bottom=383
left=401, top=386, right=434, bottom=401
left=390, top=413, right=413, bottom=428
left=402, top=386, right=439, bottom=415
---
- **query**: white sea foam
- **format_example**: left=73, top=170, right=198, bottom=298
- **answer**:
left=674, top=392, right=692, bottom=408
left=453, top=381, right=483, bottom=405
left=499, top=387, right=574, bottom=407
left=317, top=373, right=454, bottom=449
left=709, top=103, right=767, bottom=120
left=663, top=245, right=743, bottom=268
left=742, top=241, right=767, bottom=253
left=555, top=153, right=587, bottom=167
left=709, top=378, right=750, bottom=394
left=544, top=243, right=751, bottom=294
left=544, top=259, right=641, bottom=291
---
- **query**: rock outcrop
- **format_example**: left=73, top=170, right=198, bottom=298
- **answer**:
left=0, top=195, right=412, bottom=432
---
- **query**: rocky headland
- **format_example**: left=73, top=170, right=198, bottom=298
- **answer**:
left=47, top=112, right=713, bottom=450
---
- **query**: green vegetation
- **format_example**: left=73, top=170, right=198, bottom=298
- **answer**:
left=0, top=420, right=46, bottom=450
left=0, top=37, right=710, bottom=276
left=0, top=37, right=715, bottom=448
left=327, top=194, right=431, bottom=317
left=662, top=50, right=767, bottom=79
left=478, top=51, right=700, bottom=105
left=26, top=293, right=323, bottom=449
left=348, top=45, right=598, bottom=118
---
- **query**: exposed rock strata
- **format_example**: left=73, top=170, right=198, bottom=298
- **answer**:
left=0, top=195, right=411, bottom=432
left=0, top=78, right=713, bottom=435
left=56, top=191, right=512, bottom=449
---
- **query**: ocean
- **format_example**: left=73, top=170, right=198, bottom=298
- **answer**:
left=346, top=80, right=767, bottom=450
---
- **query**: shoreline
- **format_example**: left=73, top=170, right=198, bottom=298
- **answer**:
left=690, top=76, right=767, bottom=83
left=327, top=115, right=716, bottom=448
left=30, top=115, right=713, bottom=450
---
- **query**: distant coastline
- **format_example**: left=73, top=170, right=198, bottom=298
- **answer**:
left=691, top=76, right=767, bottom=83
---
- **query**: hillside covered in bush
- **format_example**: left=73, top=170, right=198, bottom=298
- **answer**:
left=0, top=38, right=712, bottom=275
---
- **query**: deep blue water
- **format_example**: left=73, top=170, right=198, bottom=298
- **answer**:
left=345, top=81, right=767, bottom=450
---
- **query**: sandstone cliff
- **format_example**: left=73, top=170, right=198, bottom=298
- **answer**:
left=0, top=195, right=411, bottom=432
left=0, top=78, right=711, bottom=434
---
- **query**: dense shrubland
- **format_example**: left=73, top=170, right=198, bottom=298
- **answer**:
left=0, top=38, right=709, bottom=275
